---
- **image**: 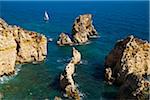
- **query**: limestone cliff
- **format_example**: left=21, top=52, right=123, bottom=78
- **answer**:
left=0, top=18, right=47, bottom=76
left=60, top=47, right=81, bottom=100
left=0, top=19, right=17, bottom=76
left=57, top=14, right=98, bottom=46
left=104, top=35, right=150, bottom=99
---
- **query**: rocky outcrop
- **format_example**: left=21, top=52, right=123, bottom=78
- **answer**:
left=72, top=14, right=98, bottom=39
left=104, top=35, right=150, bottom=99
left=14, top=27, right=47, bottom=63
left=0, top=18, right=47, bottom=76
left=0, top=20, right=17, bottom=76
left=60, top=47, right=81, bottom=100
left=118, top=74, right=150, bottom=100
left=57, top=32, right=73, bottom=46
left=57, top=14, right=98, bottom=46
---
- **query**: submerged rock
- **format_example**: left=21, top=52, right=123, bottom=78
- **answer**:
left=0, top=18, right=47, bottom=77
left=104, top=35, right=150, bottom=99
left=57, top=14, right=98, bottom=46
left=60, top=47, right=81, bottom=100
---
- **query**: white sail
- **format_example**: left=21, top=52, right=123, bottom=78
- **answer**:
left=44, top=11, right=49, bottom=21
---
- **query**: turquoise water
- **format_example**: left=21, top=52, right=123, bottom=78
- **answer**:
left=0, top=1, right=149, bottom=99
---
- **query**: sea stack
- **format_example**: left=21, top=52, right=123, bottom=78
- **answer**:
left=0, top=18, right=47, bottom=77
left=57, top=32, right=73, bottom=46
left=57, top=14, right=98, bottom=46
left=60, top=47, right=81, bottom=100
left=104, top=35, right=150, bottom=99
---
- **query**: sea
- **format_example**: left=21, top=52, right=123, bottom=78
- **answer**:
left=0, top=1, right=149, bottom=100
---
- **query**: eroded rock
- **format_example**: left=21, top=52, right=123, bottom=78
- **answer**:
left=57, top=14, right=98, bottom=46
left=104, top=35, right=150, bottom=99
left=0, top=20, right=17, bottom=76
left=57, top=32, right=73, bottom=46
left=0, top=18, right=47, bottom=76
left=60, top=47, right=81, bottom=100
left=72, top=14, right=98, bottom=39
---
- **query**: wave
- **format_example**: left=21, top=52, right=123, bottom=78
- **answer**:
left=0, top=64, right=22, bottom=84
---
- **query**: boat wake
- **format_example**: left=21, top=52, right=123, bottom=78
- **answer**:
left=0, top=64, right=22, bottom=84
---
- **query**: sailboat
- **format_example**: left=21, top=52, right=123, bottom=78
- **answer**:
left=44, top=11, right=49, bottom=21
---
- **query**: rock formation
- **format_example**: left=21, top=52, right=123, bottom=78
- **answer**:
left=0, top=19, right=17, bottom=76
left=0, top=18, right=47, bottom=77
left=72, top=14, right=98, bottom=39
left=60, top=47, right=81, bottom=100
left=104, top=35, right=150, bottom=99
left=57, top=14, right=98, bottom=46
left=57, top=32, right=73, bottom=46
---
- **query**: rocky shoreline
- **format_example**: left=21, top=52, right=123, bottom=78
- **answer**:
left=0, top=18, right=47, bottom=77
left=57, top=14, right=98, bottom=46
left=0, top=14, right=149, bottom=100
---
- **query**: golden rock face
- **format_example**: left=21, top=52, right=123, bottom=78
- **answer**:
left=0, top=18, right=47, bottom=76
left=72, top=14, right=97, bottom=38
left=104, top=35, right=150, bottom=99
left=57, top=14, right=98, bottom=46
left=57, top=32, right=73, bottom=46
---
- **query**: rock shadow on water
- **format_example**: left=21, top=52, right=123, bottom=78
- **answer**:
left=91, top=63, right=105, bottom=81
left=101, top=91, right=117, bottom=100
left=48, top=73, right=61, bottom=91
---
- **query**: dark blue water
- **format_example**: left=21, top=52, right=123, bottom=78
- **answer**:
left=0, top=1, right=149, bottom=99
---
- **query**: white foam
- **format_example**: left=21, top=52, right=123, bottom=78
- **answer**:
left=79, top=91, right=85, bottom=99
left=89, top=35, right=101, bottom=38
left=73, top=73, right=77, bottom=76
left=0, top=64, right=22, bottom=84
left=75, top=83, right=85, bottom=98
left=75, top=41, right=92, bottom=46
left=56, top=57, right=71, bottom=63
left=80, top=60, right=88, bottom=65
